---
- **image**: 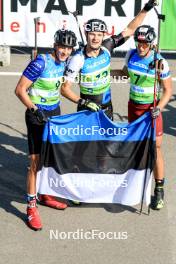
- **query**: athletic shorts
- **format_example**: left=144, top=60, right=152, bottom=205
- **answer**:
left=128, top=100, right=163, bottom=137
left=25, top=106, right=61, bottom=155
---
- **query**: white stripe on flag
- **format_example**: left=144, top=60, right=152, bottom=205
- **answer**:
left=37, top=167, right=152, bottom=206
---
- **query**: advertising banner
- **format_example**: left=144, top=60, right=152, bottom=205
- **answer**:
left=0, top=0, right=162, bottom=50
left=160, top=0, right=176, bottom=50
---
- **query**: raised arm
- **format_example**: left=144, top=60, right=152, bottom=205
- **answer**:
left=103, top=0, right=158, bottom=52
left=122, top=0, right=158, bottom=38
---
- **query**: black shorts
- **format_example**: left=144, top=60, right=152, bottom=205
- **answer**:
left=25, top=106, right=61, bottom=155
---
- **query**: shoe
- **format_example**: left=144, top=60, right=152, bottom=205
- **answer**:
left=151, top=186, right=164, bottom=210
left=38, top=195, right=67, bottom=210
left=27, top=206, right=42, bottom=231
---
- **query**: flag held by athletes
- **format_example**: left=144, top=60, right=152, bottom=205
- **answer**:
left=37, top=110, right=156, bottom=206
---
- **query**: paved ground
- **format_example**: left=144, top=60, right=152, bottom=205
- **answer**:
left=0, top=54, right=176, bottom=264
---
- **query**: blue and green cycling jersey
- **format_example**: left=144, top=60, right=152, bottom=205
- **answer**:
left=65, top=33, right=126, bottom=105
left=65, top=47, right=112, bottom=105
left=23, top=53, right=66, bottom=110
left=79, top=48, right=111, bottom=98
left=127, top=49, right=170, bottom=104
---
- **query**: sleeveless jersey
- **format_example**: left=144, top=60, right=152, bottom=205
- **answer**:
left=126, top=49, right=170, bottom=104
left=23, top=54, right=66, bottom=110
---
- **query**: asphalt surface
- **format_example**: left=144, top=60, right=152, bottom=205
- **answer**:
left=0, top=54, right=176, bottom=264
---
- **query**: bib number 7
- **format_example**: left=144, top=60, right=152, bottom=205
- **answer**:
left=134, top=74, right=140, bottom=85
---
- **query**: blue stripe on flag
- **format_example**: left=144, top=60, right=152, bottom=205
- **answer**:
left=42, top=110, right=155, bottom=144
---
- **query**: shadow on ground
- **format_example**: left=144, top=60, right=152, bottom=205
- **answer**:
left=163, top=94, right=176, bottom=136
left=0, top=128, right=28, bottom=223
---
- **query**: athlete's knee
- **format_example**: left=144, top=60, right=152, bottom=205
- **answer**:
left=29, top=155, right=40, bottom=174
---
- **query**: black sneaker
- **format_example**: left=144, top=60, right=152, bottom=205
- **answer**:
left=151, top=186, right=164, bottom=210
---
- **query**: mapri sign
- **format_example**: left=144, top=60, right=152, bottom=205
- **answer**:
left=0, top=0, right=162, bottom=51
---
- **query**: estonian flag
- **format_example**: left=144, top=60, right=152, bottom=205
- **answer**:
left=37, top=110, right=156, bottom=206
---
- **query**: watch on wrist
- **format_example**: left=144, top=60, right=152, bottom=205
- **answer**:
left=30, top=106, right=37, bottom=113
left=77, top=98, right=85, bottom=107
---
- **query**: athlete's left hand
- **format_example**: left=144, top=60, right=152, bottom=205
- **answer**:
left=34, top=109, right=48, bottom=123
left=151, top=106, right=161, bottom=119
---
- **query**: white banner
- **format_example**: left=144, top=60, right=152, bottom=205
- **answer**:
left=0, top=0, right=162, bottom=50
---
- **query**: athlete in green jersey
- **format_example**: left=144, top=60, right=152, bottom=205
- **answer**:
left=116, top=25, right=172, bottom=210
left=15, top=29, right=77, bottom=231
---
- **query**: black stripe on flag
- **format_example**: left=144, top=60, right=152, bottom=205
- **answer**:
left=40, top=138, right=156, bottom=175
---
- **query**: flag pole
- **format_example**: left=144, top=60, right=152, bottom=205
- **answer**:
left=153, top=1, right=165, bottom=109
left=139, top=142, right=151, bottom=215
left=142, top=2, right=166, bottom=214
left=68, top=10, right=85, bottom=49
left=152, top=0, right=165, bottom=160
left=153, top=4, right=165, bottom=49
left=32, top=17, right=40, bottom=60
left=139, top=2, right=165, bottom=214
left=139, top=123, right=156, bottom=215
